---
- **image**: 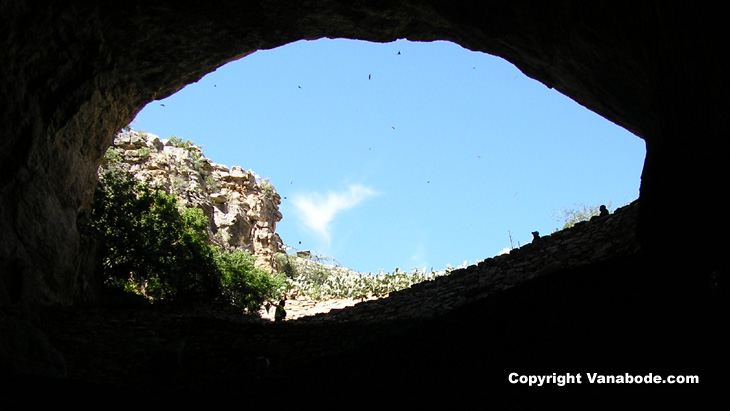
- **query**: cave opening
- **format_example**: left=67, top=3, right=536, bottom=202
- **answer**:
left=3, top=3, right=725, bottom=399
left=124, top=38, right=645, bottom=275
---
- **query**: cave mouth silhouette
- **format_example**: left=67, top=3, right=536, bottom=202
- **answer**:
left=129, top=38, right=646, bottom=274
left=1, top=0, right=724, bottom=315
left=2, top=4, right=726, bottom=401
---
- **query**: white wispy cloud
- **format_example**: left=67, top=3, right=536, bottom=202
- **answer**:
left=292, top=184, right=378, bottom=244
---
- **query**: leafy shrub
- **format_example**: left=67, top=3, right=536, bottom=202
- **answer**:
left=274, top=252, right=298, bottom=278
left=169, top=136, right=195, bottom=149
left=134, top=147, right=151, bottom=160
left=103, top=147, right=124, bottom=165
left=260, top=179, right=275, bottom=197
left=90, top=167, right=283, bottom=310
left=90, top=169, right=221, bottom=302
left=215, top=249, right=286, bottom=313
left=204, top=175, right=221, bottom=192
left=278, top=253, right=455, bottom=301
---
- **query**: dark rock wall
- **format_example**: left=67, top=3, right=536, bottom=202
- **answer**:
left=22, top=202, right=723, bottom=403
left=1, top=0, right=727, bottom=385
left=301, top=202, right=643, bottom=323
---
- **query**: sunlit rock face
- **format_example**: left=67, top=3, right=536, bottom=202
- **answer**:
left=103, top=130, right=285, bottom=272
left=0, top=1, right=727, bottom=381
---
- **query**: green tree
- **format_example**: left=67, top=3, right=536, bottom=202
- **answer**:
left=90, top=167, right=285, bottom=311
left=90, top=169, right=220, bottom=302
left=215, top=249, right=286, bottom=313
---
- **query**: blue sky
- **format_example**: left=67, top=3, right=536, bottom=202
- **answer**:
left=131, top=38, right=646, bottom=274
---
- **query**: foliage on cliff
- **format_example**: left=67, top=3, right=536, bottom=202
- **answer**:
left=275, top=252, right=456, bottom=301
left=90, top=168, right=285, bottom=311
left=215, top=247, right=286, bottom=312
left=101, top=129, right=285, bottom=273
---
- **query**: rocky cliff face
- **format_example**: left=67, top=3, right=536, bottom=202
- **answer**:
left=103, top=130, right=284, bottom=272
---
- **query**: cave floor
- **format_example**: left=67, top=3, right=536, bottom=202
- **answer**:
left=27, top=283, right=724, bottom=407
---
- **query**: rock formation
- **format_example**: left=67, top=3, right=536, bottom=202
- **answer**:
left=2, top=1, right=726, bottom=312
left=301, top=201, right=643, bottom=323
left=20, top=201, right=724, bottom=404
left=1, top=2, right=727, bottom=396
left=103, top=130, right=284, bottom=272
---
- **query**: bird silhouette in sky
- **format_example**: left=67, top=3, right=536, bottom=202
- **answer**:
left=160, top=104, right=165, bottom=107
left=397, top=51, right=401, bottom=55
left=368, top=74, right=371, bottom=80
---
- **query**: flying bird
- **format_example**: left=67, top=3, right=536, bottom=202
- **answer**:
left=368, top=74, right=371, bottom=80
left=160, top=104, right=165, bottom=107
left=397, top=51, right=401, bottom=55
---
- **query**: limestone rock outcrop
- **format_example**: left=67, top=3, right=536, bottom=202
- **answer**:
left=104, top=130, right=284, bottom=272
